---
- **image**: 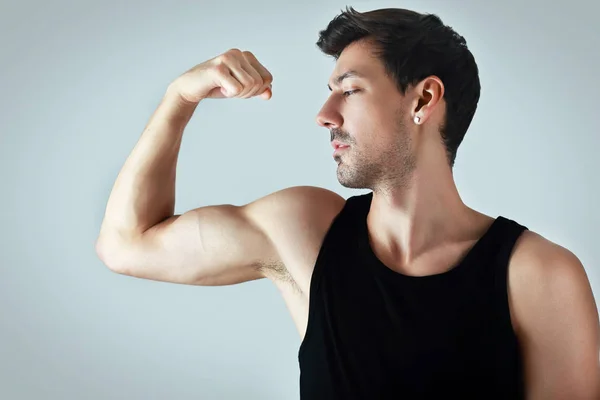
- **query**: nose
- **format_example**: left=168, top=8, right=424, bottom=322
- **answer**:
left=316, top=102, right=342, bottom=129
left=316, top=115, right=334, bottom=129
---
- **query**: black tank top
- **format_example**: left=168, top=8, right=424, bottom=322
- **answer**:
left=298, top=192, right=528, bottom=399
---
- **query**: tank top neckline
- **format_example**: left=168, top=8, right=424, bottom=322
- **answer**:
left=353, top=193, right=504, bottom=281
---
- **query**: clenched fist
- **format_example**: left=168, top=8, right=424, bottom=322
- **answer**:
left=168, top=49, right=273, bottom=104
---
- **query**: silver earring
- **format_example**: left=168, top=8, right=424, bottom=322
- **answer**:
left=414, top=116, right=421, bottom=124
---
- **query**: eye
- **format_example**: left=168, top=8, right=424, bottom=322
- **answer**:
left=343, top=89, right=359, bottom=97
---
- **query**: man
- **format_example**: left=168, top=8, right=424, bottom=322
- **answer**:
left=95, top=6, right=600, bottom=399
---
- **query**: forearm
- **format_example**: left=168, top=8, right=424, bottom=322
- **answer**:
left=97, top=86, right=199, bottom=246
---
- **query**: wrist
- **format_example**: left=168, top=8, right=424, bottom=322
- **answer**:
left=165, top=81, right=203, bottom=106
left=161, top=84, right=200, bottom=123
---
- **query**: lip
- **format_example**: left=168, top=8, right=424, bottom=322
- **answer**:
left=331, top=140, right=350, bottom=150
left=332, top=145, right=349, bottom=157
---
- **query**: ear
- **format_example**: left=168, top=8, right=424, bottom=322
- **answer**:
left=411, top=76, right=445, bottom=125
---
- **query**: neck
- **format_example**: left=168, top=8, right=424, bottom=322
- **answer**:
left=368, top=143, right=487, bottom=268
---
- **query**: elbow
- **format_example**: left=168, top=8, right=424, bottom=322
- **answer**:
left=95, top=238, right=129, bottom=275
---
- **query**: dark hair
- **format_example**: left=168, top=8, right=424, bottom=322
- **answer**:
left=317, top=6, right=481, bottom=168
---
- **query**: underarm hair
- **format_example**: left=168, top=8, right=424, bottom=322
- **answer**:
left=258, top=259, right=303, bottom=295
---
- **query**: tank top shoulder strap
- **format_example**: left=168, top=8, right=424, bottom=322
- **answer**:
left=343, top=191, right=373, bottom=221
left=299, top=192, right=361, bottom=359
left=488, top=216, right=529, bottom=264
left=305, top=192, right=370, bottom=296
left=487, top=216, right=529, bottom=338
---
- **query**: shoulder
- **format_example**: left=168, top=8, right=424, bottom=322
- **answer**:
left=266, top=185, right=346, bottom=209
left=243, top=185, right=347, bottom=254
left=245, top=185, right=346, bottom=228
left=510, top=228, right=582, bottom=271
left=244, top=185, right=347, bottom=291
left=509, top=229, right=588, bottom=296
left=509, top=229, right=591, bottom=318
left=507, top=227, right=597, bottom=346
left=507, top=229, right=600, bottom=396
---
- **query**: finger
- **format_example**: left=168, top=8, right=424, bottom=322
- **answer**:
left=213, top=63, right=243, bottom=98
left=237, top=55, right=265, bottom=99
left=227, top=60, right=258, bottom=98
left=243, top=51, right=273, bottom=98
left=259, top=85, right=272, bottom=100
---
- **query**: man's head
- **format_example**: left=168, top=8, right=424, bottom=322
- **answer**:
left=315, top=7, right=480, bottom=191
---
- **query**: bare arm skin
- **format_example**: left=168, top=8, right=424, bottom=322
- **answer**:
left=97, top=182, right=343, bottom=287
left=508, top=231, right=600, bottom=399
left=95, top=49, right=345, bottom=287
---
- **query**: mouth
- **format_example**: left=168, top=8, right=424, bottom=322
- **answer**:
left=331, top=140, right=350, bottom=150
left=333, top=145, right=349, bottom=157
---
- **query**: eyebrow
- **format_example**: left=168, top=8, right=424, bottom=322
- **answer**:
left=327, top=70, right=365, bottom=91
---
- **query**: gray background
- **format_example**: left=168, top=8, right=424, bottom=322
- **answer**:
left=1, top=0, right=598, bottom=398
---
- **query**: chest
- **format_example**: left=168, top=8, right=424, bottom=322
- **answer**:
left=296, top=255, right=526, bottom=399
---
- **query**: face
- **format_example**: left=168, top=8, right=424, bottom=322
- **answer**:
left=316, top=40, right=417, bottom=191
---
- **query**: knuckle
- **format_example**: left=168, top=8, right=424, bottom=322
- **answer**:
left=213, top=63, right=229, bottom=74
left=218, top=50, right=238, bottom=63
left=214, top=54, right=227, bottom=64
